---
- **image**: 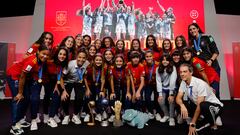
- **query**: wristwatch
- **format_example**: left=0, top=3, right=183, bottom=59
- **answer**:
left=190, top=123, right=196, bottom=127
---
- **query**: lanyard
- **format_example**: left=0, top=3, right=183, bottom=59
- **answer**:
left=57, top=67, right=62, bottom=83
left=77, top=68, right=84, bottom=81
left=149, top=63, right=154, bottom=81
left=95, top=69, right=101, bottom=83
left=117, top=68, right=122, bottom=81
left=38, top=64, right=43, bottom=83
left=193, top=34, right=202, bottom=52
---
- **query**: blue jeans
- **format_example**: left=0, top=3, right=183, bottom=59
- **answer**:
left=29, top=80, right=42, bottom=119
left=210, top=81, right=220, bottom=99
left=49, top=83, right=61, bottom=118
left=144, top=85, right=155, bottom=113
left=6, top=76, right=29, bottom=125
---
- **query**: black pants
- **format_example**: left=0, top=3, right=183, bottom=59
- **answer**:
left=185, top=100, right=223, bottom=126
left=62, top=83, right=85, bottom=115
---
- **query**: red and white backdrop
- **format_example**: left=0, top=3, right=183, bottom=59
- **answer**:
left=44, top=0, right=205, bottom=47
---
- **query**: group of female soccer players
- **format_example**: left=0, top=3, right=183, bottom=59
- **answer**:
left=6, top=22, right=221, bottom=135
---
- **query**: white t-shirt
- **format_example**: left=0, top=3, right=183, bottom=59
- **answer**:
left=179, top=76, right=223, bottom=107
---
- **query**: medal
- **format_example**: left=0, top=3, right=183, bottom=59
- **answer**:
left=79, top=80, right=83, bottom=83
left=95, top=82, right=98, bottom=86
left=38, top=79, right=42, bottom=83
left=197, top=51, right=200, bottom=55
left=57, top=80, right=61, bottom=84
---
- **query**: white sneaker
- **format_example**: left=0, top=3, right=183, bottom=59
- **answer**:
left=95, top=114, right=102, bottom=122
left=30, top=119, right=38, bottom=131
left=155, top=113, right=161, bottom=121
left=18, top=118, right=30, bottom=128
left=80, top=112, right=87, bottom=118
left=148, top=113, right=154, bottom=120
left=62, top=115, right=70, bottom=125
left=47, top=118, right=58, bottom=128
left=169, top=118, right=175, bottom=126
left=177, top=114, right=183, bottom=124
left=160, top=116, right=169, bottom=123
left=10, top=125, right=24, bottom=135
left=53, top=115, right=61, bottom=123
left=216, top=116, right=223, bottom=126
left=36, top=113, right=41, bottom=123
left=43, top=114, right=49, bottom=124
left=83, top=114, right=90, bottom=122
left=72, top=114, right=81, bottom=125
left=102, top=111, right=108, bottom=120
left=108, top=115, right=115, bottom=122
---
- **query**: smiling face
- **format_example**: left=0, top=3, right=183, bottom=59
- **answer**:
left=182, top=50, right=192, bottom=62
left=163, top=40, right=171, bottom=50
left=89, top=46, right=96, bottom=57
left=179, top=65, right=192, bottom=83
left=94, top=56, right=103, bottom=67
left=172, top=55, right=180, bottom=63
left=115, top=57, right=124, bottom=68
left=147, top=36, right=154, bottom=48
left=145, top=52, right=153, bottom=64
left=65, top=37, right=74, bottom=49
left=83, top=36, right=91, bottom=46
left=132, top=40, right=140, bottom=50
left=162, top=57, right=170, bottom=67
left=189, top=25, right=200, bottom=38
left=58, top=49, right=67, bottom=62
left=44, top=34, right=53, bottom=48
left=38, top=50, right=50, bottom=62
left=176, top=37, right=183, bottom=48
left=116, top=41, right=124, bottom=51
left=131, top=57, right=140, bottom=66
left=104, top=38, right=111, bottom=48
left=76, top=52, right=87, bottom=67
left=95, top=40, right=101, bottom=49
left=104, top=50, right=113, bottom=62
left=75, top=36, right=83, bottom=47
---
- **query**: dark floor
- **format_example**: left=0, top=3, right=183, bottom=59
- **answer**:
left=0, top=100, right=240, bottom=135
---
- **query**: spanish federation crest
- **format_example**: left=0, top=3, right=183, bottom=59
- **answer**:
left=56, top=11, right=67, bottom=26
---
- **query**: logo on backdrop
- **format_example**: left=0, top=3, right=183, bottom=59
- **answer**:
left=56, top=11, right=67, bottom=26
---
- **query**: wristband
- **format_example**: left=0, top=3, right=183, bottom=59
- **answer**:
left=190, top=123, right=196, bottom=127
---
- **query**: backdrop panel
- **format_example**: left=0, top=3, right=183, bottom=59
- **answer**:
left=45, top=0, right=205, bottom=47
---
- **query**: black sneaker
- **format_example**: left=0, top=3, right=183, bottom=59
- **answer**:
left=10, top=125, right=24, bottom=135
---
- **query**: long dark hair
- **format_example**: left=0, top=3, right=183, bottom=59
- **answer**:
left=115, top=39, right=125, bottom=54
left=188, top=23, right=204, bottom=46
left=146, top=35, right=160, bottom=52
left=158, top=54, right=174, bottom=74
left=35, top=31, right=54, bottom=45
left=101, top=36, right=115, bottom=48
left=174, top=35, right=187, bottom=51
left=162, top=38, right=173, bottom=53
left=59, top=36, right=76, bottom=59
left=53, top=47, right=69, bottom=68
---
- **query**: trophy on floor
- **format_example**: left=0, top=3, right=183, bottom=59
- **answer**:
left=100, top=98, right=109, bottom=127
left=112, top=100, right=123, bottom=127
left=87, top=101, right=96, bottom=126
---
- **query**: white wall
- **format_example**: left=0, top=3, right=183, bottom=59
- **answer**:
left=0, top=16, right=33, bottom=60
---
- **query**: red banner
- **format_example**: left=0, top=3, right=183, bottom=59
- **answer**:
left=45, top=0, right=205, bottom=47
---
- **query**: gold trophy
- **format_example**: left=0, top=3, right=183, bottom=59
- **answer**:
left=87, top=101, right=96, bottom=126
left=111, top=100, right=123, bottom=127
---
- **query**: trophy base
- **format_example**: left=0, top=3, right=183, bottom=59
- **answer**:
left=87, top=122, right=95, bottom=126
left=113, top=119, right=123, bottom=127
left=101, top=120, right=109, bottom=127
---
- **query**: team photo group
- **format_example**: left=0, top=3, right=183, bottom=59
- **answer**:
left=7, top=22, right=223, bottom=135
